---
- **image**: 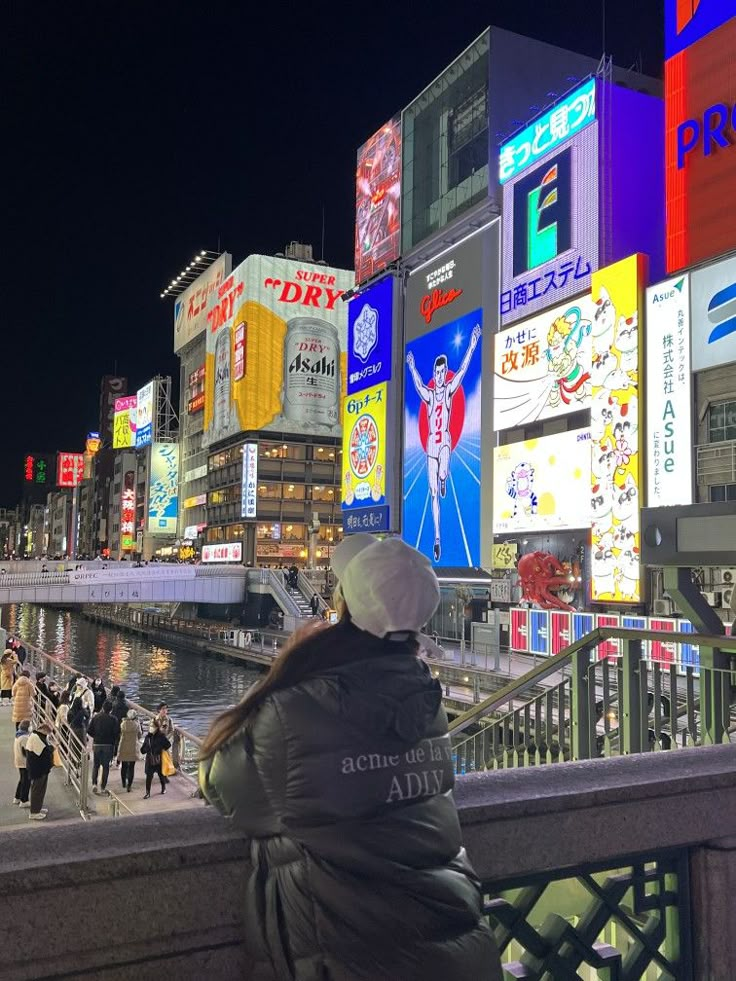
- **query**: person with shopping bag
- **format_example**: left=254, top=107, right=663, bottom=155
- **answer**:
left=141, top=718, right=171, bottom=799
left=155, top=702, right=176, bottom=779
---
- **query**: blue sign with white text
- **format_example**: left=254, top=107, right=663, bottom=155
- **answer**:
left=665, top=1, right=735, bottom=59
left=347, top=276, right=393, bottom=394
left=343, top=505, right=390, bottom=533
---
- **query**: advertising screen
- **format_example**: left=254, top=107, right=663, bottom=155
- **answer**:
left=493, top=295, right=595, bottom=431
left=174, top=253, right=232, bottom=353
left=665, top=0, right=735, bottom=58
left=241, top=443, right=258, bottom=519
left=147, top=443, right=179, bottom=535
left=121, top=471, right=136, bottom=551
left=354, top=117, right=401, bottom=285
left=493, top=429, right=591, bottom=534
left=590, top=254, right=646, bottom=603
left=501, top=117, right=599, bottom=325
left=690, top=254, right=736, bottom=371
left=646, top=275, right=693, bottom=507
left=136, top=381, right=154, bottom=448
left=113, top=396, right=137, bottom=449
left=404, top=310, right=482, bottom=566
left=665, top=17, right=736, bottom=271
left=202, top=542, right=242, bottom=563
left=347, top=276, right=394, bottom=394
left=342, top=383, right=388, bottom=532
left=203, top=255, right=353, bottom=448
left=57, top=452, right=85, bottom=488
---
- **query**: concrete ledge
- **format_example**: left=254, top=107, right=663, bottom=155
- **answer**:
left=2, top=747, right=736, bottom=978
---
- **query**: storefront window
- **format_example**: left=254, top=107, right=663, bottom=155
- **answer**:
left=709, top=401, right=736, bottom=443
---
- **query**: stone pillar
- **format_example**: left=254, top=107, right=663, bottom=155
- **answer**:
left=690, top=835, right=736, bottom=979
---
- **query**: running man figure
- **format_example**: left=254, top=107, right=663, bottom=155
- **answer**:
left=406, top=323, right=481, bottom=562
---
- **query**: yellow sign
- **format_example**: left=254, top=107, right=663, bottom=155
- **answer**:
left=492, top=542, right=518, bottom=569
left=590, top=254, right=646, bottom=603
left=112, top=410, right=135, bottom=449
left=341, top=383, right=387, bottom=510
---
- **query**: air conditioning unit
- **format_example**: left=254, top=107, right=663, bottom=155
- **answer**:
left=723, top=587, right=734, bottom=610
left=701, top=591, right=720, bottom=607
left=721, top=569, right=736, bottom=586
left=653, top=598, right=672, bottom=616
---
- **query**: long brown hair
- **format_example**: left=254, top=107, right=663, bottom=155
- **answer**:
left=199, top=618, right=418, bottom=759
left=200, top=620, right=333, bottom=759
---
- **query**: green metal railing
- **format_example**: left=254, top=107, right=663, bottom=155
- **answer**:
left=450, top=627, right=736, bottom=774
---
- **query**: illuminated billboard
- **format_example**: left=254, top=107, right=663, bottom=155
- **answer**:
left=202, top=542, right=242, bottom=563
left=121, top=471, right=136, bottom=551
left=347, top=276, right=394, bottom=394
left=85, top=433, right=101, bottom=455
left=493, top=429, right=592, bottom=534
left=174, top=253, right=232, bottom=353
left=23, top=454, right=50, bottom=485
left=187, top=365, right=205, bottom=414
left=646, top=275, right=693, bottom=507
left=590, top=254, right=646, bottom=603
left=147, top=443, right=179, bottom=535
left=690, top=255, right=736, bottom=372
left=493, top=295, right=595, bottom=431
left=665, top=0, right=735, bottom=58
left=404, top=312, right=482, bottom=566
left=241, top=442, right=257, bottom=519
left=57, top=452, right=85, bottom=488
left=113, top=396, right=137, bottom=449
left=135, top=381, right=154, bottom=448
left=354, top=117, right=401, bottom=285
left=203, top=255, right=353, bottom=447
left=342, top=383, right=388, bottom=533
left=99, top=376, right=126, bottom=445
left=665, top=17, right=736, bottom=271
left=501, top=110, right=598, bottom=325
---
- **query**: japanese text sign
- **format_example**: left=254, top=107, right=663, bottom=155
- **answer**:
left=57, top=452, right=85, bottom=488
left=347, top=276, right=393, bottom=394
left=342, top=383, right=387, bottom=526
left=113, top=396, right=137, bottom=450
left=147, top=443, right=179, bottom=535
left=241, top=443, right=258, bottom=519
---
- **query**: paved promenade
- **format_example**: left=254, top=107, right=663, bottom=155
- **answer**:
left=0, top=706, right=200, bottom=829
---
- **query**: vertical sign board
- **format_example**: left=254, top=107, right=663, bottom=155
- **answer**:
left=113, top=396, right=137, bottom=450
left=500, top=78, right=599, bottom=326
left=404, top=229, right=489, bottom=567
left=147, top=444, right=179, bottom=535
left=354, top=117, right=401, bottom=285
left=99, top=376, right=127, bottom=446
left=646, top=276, right=693, bottom=506
left=343, top=275, right=395, bottom=534
left=665, top=12, right=736, bottom=272
left=136, top=381, right=155, bottom=448
left=241, top=443, right=258, bottom=519
left=57, top=452, right=85, bottom=488
left=590, top=254, right=646, bottom=603
left=690, top=255, right=736, bottom=372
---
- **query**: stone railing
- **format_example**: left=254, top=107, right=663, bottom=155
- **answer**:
left=2, top=745, right=736, bottom=979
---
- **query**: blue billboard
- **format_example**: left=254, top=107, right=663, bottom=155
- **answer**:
left=665, top=1, right=734, bottom=59
left=403, top=309, right=482, bottom=566
left=347, top=276, right=393, bottom=394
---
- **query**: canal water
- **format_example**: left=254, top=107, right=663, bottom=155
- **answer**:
left=1, top=605, right=263, bottom=739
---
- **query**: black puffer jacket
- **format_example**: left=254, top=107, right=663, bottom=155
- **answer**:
left=200, top=623, right=501, bottom=980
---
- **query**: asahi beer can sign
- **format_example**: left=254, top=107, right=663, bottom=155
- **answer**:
left=203, top=255, right=353, bottom=447
left=284, top=318, right=340, bottom=427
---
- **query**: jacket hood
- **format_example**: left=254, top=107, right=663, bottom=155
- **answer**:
left=25, top=732, right=47, bottom=756
left=305, top=653, right=442, bottom=743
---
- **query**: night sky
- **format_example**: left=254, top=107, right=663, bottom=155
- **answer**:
left=4, top=0, right=664, bottom=506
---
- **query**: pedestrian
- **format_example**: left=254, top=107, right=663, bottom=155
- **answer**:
left=1, top=649, right=19, bottom=704
left=15, top=643, right=27, bottom=667
left=12, top=670, right=35, bottom=727
left=141, top=718, right=170, bottom=799
left=65, top=673, right=80, bottom=695
left=25, top=723, right=54, bottom=820
left=91, top=677, right=107, bottom=712
left=109, top=685, right=120, bottom=706
left=310, top=593, right=320, bottom=616
left=34, top=672, right=51, bottom=710
left=13, top=719, right=31, bottom=807
left=199, top=537, right=503, bottom=980
left=117, top=710, right=139, bottom=792
left=67, top=695, right=90, bottom=750
left=71, top=677, right=95, bottom=718
left=155, top=702, right=175, bottom=779
left=87, top=700, right=120, bottom=796
left=110, top=688, right=129, bottom=723
left=46, top=681, right=61, bottom=711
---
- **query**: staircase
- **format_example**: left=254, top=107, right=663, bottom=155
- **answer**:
left=286, top=585, right=317, bottom=620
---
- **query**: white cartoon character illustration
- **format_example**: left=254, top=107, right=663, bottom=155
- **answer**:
left=591, top=391, right=617, bottom=441
left=593, top=546, right=617, bottom=597
left=406, top=323, right=481, bottom=563
left=591, top=349, right=618, bottom=389
left=613, top=474, right=638, bottom=524
left=615, top=312, right=638, bottom=375
left=592, top=484, right=613, bottom=522
left=506, top=462, right=538, bottom=519
left=612, top=400, right=638, bottom=472
left=545, top=307, right=592, bottom=409
left=592, top=286, right=616, bottom=353
left=592, top=439, right=616, bottom=493
left=616, top=546, right=640, bottom=600
left=592, top=286, right=632, bottom=391
left=593, top=521, right=615, bottom=552
left=613, top=525, right=636, bottom=552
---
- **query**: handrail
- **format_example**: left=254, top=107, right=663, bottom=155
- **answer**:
left=449, top=625, right=736, bottom=736
left=32, top=688, right=91, bottom=820
left=297, top=570, right=328, bottom=613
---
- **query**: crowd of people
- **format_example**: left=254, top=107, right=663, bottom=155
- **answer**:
left=3, top=639, right=180, bottom=821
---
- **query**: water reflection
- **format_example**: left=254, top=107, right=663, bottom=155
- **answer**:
left=2, top=605, right=263, bottom=738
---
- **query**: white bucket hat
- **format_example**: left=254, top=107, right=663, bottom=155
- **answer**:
left=330, top=533, right=378, bottom=581
left=341, top=538, right=440, bottom=639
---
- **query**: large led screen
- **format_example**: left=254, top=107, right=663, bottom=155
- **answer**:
left=590, top=254, right=646, bottom=603
left=493, top=429, right=592, bottom=534
left=646, top=275, right=693, bottom=507
left=147, top=443, right=180, bottom=535
left=500, top=104, right=599, bottom=326
left=403, top=310, right=482, bottom=567
left=347, top=276, right=393, bottom=394
left=342, top=382, right=388, bottom=530
left=493, top=295, right=595, bottom=431
left=354, top=117, right=401, bottom=286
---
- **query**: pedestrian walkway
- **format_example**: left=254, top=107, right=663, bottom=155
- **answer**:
left=0, top=705, right=201, bottom=828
